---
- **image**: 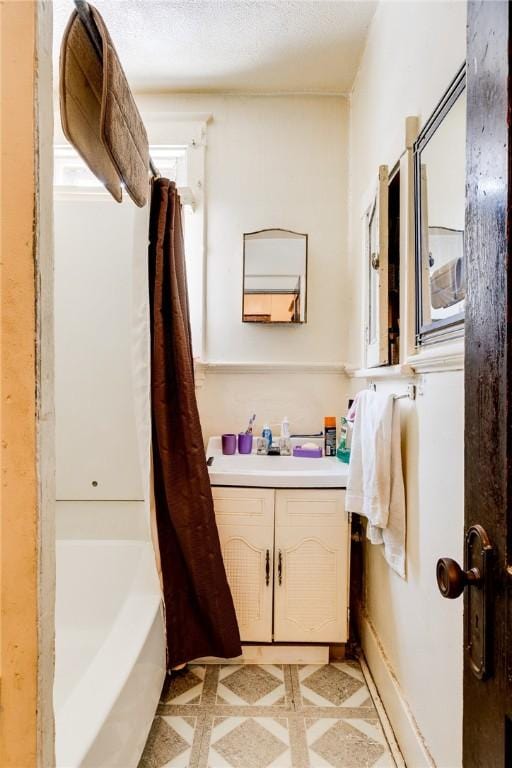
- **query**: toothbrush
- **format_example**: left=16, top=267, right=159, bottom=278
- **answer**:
left=246, top=413, right=256, bottom=434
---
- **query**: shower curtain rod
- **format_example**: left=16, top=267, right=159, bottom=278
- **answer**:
left=73, top=0, right=160, bottom=179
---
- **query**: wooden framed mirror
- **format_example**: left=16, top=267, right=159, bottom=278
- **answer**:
left=242, top=229, right=308, bottom=324
left=414, top=64, right=466, bottom=344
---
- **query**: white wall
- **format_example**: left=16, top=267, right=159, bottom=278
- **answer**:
left=196, top=368, right=346, bottom=442
left=203, top=96, right=347, bottom=365
left=347, top=2, right=466, bottom=766
left=137, top=94, right=350, bottom=440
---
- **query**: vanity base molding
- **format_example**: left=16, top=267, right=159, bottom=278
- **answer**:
left=194, top=645, right=330, bottom=665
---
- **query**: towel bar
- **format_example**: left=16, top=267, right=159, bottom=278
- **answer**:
left=394, top=386, right=416, bottom=400
left=368, top=383, right=417, bottom=400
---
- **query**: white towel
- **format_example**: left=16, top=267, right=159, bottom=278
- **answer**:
left=345, top=390, right=406, bottom=578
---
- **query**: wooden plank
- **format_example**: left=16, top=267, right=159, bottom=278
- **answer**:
left=464, top=1, right=511, bottom=764
left=0, top=2, right=39, bottom=766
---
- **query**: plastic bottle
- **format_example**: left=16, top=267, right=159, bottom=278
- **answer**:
left=279, top=417, right=292, bottom=456
left=262, top=424, right=272, bottom=450
left=324, top=416, right=337, bottom=457
left=336, top=416, right=351, bottom=463
left=337, top=400, right=355, bottom=463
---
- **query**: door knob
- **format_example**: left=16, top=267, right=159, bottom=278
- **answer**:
left=436, top=525, right=494, bottom=680
left=436, top=558, right=481, bottom=599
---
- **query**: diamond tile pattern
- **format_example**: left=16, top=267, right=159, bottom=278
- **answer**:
left=161, top=665, right=206, bottom=705
left=299, top=662, right=369, bottom=708
left=210, top=717, right=291, bottom=768
left=217, top=664, right=286, bottom=706
left=138, top=662, right=398, bottom=768
left=139, top=715, right=196, bottom=768
left=306, top=718, right=392, bottom=768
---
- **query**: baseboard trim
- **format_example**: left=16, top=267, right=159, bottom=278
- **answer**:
left=359, top=654, right=406, bottom=768
left=361, top=615, right=436, bottom=768
left=194, top=645, right=330, bottom=665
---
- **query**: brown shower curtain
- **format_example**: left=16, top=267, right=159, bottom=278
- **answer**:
left=148, top=178, right=241, bottom=667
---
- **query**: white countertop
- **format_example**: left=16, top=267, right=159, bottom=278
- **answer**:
left=206, top=437, right=349, bottom=489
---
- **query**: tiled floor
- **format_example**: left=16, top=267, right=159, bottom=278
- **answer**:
left=139, top=662, right=397, bottom=768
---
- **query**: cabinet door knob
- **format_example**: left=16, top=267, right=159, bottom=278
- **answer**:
left=265, top=549, right=270, bottom=586
left=278, top=550, right=283, bottom=585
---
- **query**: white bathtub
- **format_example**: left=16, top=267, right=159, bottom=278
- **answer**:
left=54, top=539, right=166, bottom=768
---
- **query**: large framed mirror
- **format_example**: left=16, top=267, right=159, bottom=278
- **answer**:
left=242, top=229, right=308, bottom=324
left=414, top=64, right=466, bottom=344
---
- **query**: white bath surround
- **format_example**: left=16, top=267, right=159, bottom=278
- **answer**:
left=53, top=186, right=166, bottom=766
left=53, top=539, right=164, bottom=768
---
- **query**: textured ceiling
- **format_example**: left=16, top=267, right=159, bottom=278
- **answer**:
left=53, top=0, right=377, bottom=94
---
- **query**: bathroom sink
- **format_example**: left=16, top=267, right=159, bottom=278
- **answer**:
left=206, top=437, right=348, bottom=488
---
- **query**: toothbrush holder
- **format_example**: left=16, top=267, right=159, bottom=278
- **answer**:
left=221, top=434, right=237, bottom=455
left=238, top=433, right=253, bottom=454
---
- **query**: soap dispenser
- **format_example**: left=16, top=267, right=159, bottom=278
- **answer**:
left=279, top=417, right=292, bottom=456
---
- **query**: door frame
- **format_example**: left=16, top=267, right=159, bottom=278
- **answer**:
left=0, top=2, right=55, bottom=766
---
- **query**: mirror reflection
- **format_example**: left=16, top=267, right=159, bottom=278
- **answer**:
left=417, top=82, right=466, bottom=332
left=242, top=229, right=308, bottom=323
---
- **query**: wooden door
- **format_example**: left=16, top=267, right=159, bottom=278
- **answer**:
left=212, top=487, right=274, bottom=642
left=436, top=3, right=512, bottom=765
left=273, top=489, right=349, bottom=643
left=464, top=2, right=512, bottom=763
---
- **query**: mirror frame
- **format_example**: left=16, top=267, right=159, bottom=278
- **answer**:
left=242, top=228, right=309, bottom=324
left=414, top=63, right=466, bottom=345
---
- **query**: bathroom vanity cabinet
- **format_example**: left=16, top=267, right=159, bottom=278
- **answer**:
left=212, top=486, right=349, bottom=644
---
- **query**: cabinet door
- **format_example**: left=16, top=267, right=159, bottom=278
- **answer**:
left=212, top=487, right=274, bottom=642
left=274, top=489, right=349, bottom=643
left=366, top=165, right=389, bottom=368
